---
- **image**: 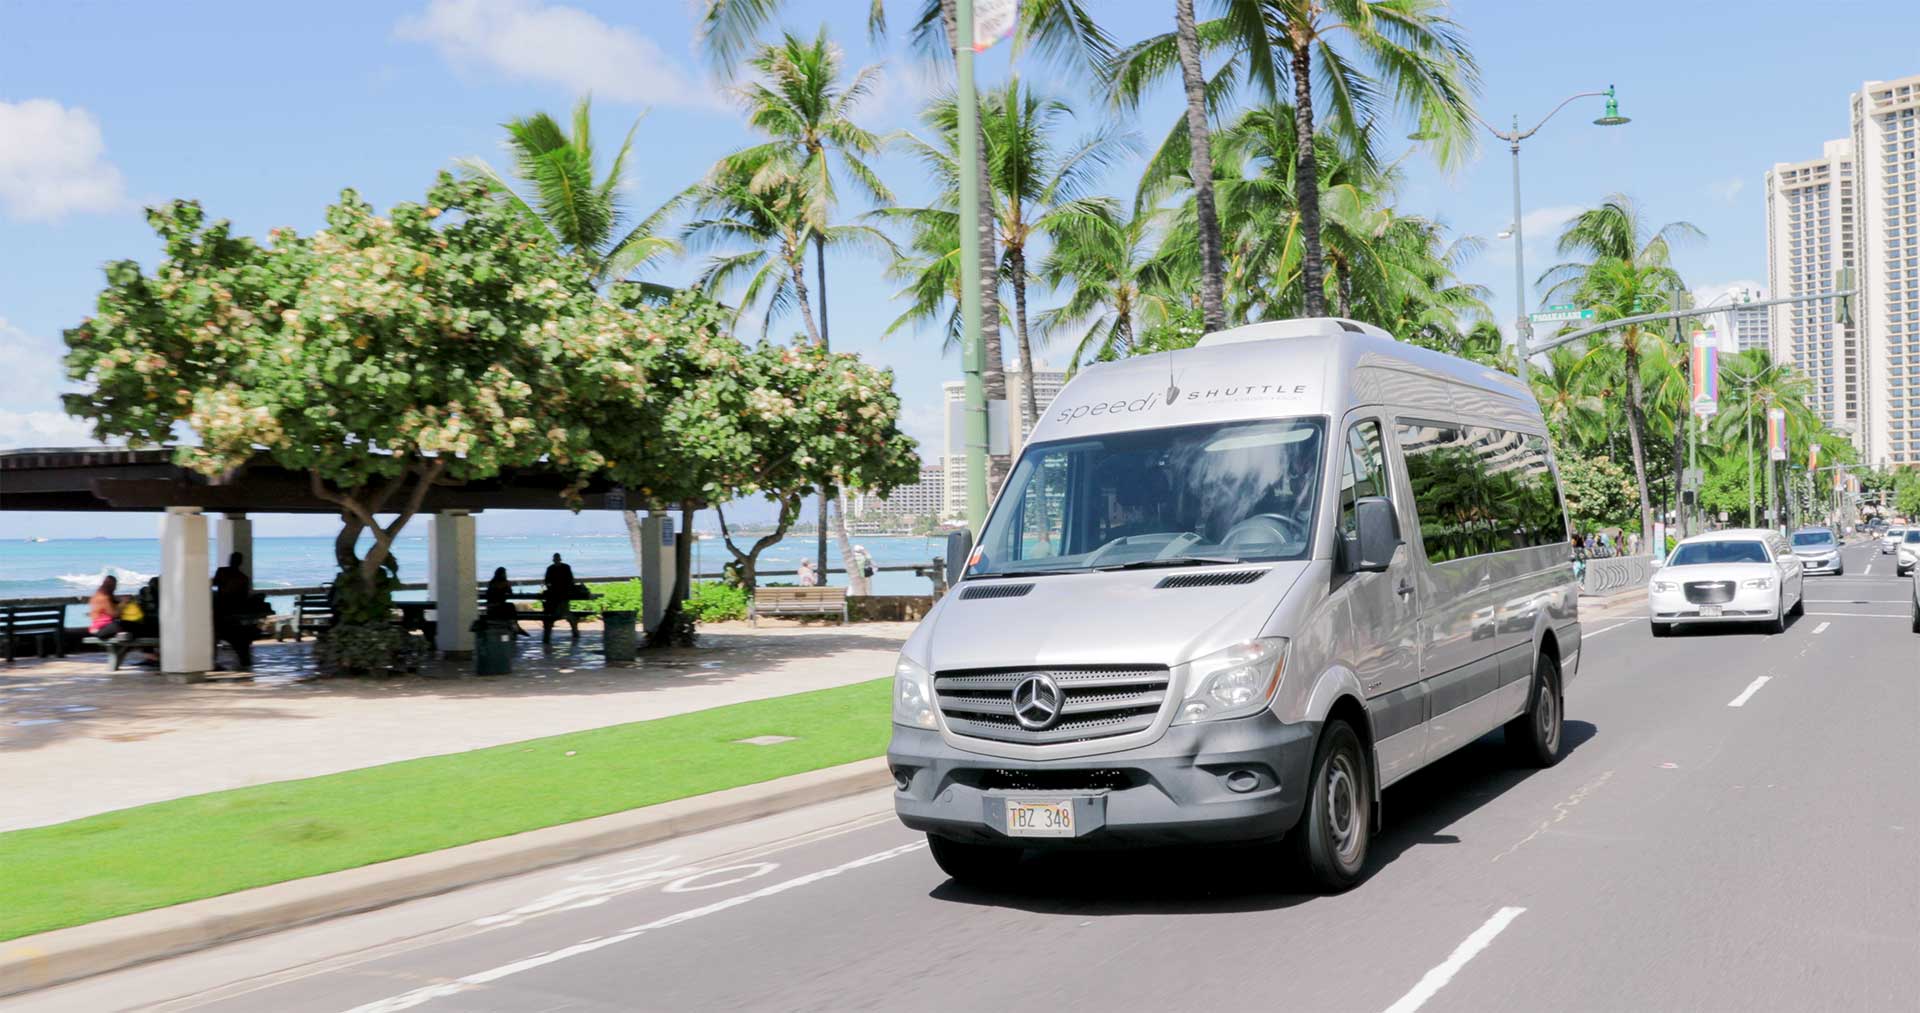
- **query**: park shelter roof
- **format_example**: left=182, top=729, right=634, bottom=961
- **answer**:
left=0, top=446, right=632, bottom=513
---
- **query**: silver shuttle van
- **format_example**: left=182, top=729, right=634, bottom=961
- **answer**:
left=888, top=318, right=1581, bottom=891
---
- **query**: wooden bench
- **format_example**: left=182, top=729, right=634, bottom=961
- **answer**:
left=294, top=592, right=334, bottom=640
left=749, top=587, right=848, bottom=626
left=3, top=605, right=67, bottom=662
left=82, top=635, right=158, bottom=671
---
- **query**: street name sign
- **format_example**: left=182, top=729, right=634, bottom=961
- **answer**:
left=1529, top=308, right=1595, bottom=324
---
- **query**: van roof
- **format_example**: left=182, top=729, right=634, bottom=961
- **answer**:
left=1031, top=318, right=1539, bottom=444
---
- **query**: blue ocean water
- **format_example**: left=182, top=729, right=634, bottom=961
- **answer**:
left=0, top=533, right=946, bottom=614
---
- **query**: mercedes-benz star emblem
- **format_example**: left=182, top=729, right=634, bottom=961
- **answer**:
left=1012, top=674, right=1064, bottom=730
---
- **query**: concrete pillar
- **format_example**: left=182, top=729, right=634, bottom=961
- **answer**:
left=159, top=507, right=213, bottom=679
left=640, top=512, right=676, bottom=633
left=429, top=510, right=477, bottom=656
left=216, top=513, right=253, bottom=578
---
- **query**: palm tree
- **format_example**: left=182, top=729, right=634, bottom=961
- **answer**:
left=683, top=165, right=825, bottom=342
left=1110, top=0, right=1478, bottom=319
left=723, top=27, right=893, bottom=590
left=1712, top=348, right=1817, bottom=525
left=1539, top=195, right=1703, bottom=551
left=1531, top=344, right=1607, bottom=448
left=1036, top=200, right=1183, bottom=370
left=456, top=97, right=679, bottom=287
left=883, top=81, right=1134, bottom=428
left=700, top=0, right=1111, bottom=495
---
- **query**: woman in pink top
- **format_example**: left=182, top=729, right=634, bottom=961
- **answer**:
left=87, top=575, right=120, bottom=634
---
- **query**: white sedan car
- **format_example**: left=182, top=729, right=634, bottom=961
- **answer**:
left=1649, top=529, right=1806, bottom=637
left=1882, top=526, right=1907, bottom=554
left=1898, top=528, right=1920, bottom=576
left=1911, top=567, right=1919, bottom=634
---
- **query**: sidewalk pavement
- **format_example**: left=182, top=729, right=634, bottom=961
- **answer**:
left=0, top=620, right=914, bottom=833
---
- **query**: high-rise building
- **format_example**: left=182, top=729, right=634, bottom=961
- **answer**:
left=939, top=365, right=1065, bottom=518
left=1851, top=72, right=1920, bottom=467
left=1727, top=293, right=1772, bottom=353
left=852, top=462, right=944, bottom=522
left=1765, top=139, right=1859, bottom=436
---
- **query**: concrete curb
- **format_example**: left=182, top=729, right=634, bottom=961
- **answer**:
left=0, top=757, right=893, bottom=998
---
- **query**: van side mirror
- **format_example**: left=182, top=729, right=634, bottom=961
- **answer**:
left=1341, top=497, right=1401, bottom=574
left=945, top=529, right=973, bottom=585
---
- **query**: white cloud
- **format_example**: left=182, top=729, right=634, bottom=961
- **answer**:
left=0, top=99, right=127, bottom=222
left=396, top=0, right=724, bottom=109
left=0, top=317, right=104, bottom=449
left=1707, top=176, right=1746, bottom=204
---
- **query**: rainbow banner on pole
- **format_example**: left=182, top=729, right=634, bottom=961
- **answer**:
left=1767, top=408, right=1788, bottom=461
left=1690, top=331, right=1719, bottom=418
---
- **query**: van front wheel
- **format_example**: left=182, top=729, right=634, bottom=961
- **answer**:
left=1288, top=719, right=1371, bottom=892
left=1505, top=652, right=1563, bottom=768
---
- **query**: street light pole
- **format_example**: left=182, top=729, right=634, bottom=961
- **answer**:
left=953, top=0, right=988, bottom=533
left=1453, top=86, right=1628, bottom=389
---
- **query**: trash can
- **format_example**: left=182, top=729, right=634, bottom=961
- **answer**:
left=475, top=620, right=515, bottom=675
left=602, top=609, right=637, bottom=662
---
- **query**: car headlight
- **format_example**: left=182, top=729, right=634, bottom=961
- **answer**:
left=1742, top=577, right=1773, bottom=589
left=1173, top=638, right=1288, bottom=725
left=891, top=654, right=937, bottom=729
left=1650, top=580, right=1678, bottom=593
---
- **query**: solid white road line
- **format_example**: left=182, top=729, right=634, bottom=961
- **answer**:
left=1812, top=621, right=1831, bottom=634
left=1805, top=611, right=1909, bottom=618
left=347, top=840, right=928, bottom=1013
left=1585, top=620, right=1638, bottom=637
left=1381, top=906, right=1527, bottom=1013
left=1727, top=676, right=1771, bottom=708
left=1806, top=598, right=1912, bottom=603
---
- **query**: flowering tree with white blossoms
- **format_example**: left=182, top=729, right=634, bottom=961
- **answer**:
left=63, top=175, right=664, bottom=668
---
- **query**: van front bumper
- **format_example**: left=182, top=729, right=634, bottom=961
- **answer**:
left=888, top=714, right=1318, bottom=848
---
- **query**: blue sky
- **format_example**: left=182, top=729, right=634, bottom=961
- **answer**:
left=3, top=0, right=1916, bottom=540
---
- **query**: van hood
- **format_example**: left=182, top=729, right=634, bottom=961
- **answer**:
left=914, top=562, right=1311, bottom=673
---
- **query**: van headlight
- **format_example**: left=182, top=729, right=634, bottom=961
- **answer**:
left=1173, top=638, right=1288, bottom=725
left=891, top=654, right=938, bottom=729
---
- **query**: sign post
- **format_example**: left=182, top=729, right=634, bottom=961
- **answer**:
left=1766, top=408, right=1787, bottom=531
left=1528, top=307, right=1596, bottom=325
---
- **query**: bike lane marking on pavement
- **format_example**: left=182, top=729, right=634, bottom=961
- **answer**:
left=1379, top=906, right=1526, bottom=1013
left=1727, top=676, right=1771, bottom=708
left=1812, top=621, right=1830, bottom=634
left=344, top=840, right=927, bottom=1013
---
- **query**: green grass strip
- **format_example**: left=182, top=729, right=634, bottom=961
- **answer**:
left=0, top=678, right=891, bottom=942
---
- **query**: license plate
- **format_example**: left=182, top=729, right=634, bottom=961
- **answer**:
left=1006, top=799, right=1075, bottom=838
left=1699, top=605, right=1722, bottom=617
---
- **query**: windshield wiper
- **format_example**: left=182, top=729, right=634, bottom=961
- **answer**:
left=1094, top=555, right=1245, bottom=572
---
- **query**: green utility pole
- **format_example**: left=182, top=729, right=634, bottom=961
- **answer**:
left=954, top=0, right=988, bottom=532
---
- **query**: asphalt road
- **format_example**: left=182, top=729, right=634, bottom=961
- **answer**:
left=13, top=540, right=1918, bottom=1013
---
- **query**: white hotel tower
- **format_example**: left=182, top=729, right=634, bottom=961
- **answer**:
left=1851, top=73, right=1920, bottom=468
left=1764, top=138, right=1858, bottom=437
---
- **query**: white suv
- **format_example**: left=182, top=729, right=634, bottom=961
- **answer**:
left=1899, top=528, right=1920, bottom=577
left=1883, top=526, right=1907, bottom=554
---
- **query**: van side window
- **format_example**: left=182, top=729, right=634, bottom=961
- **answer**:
left=1014, top=450, right=1071, bottom=560
left=1396, top=422, right=1483, bottom=563
left=1337, top=419, right=1389, bottom=543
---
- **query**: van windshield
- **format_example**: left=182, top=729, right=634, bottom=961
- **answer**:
left=1668, top=541, right=1770, bottom=566
left=967, top=418, right=1325, bottom=577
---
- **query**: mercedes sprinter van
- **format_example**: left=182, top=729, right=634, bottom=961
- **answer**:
left=888, top=318, right=1581, bottom=891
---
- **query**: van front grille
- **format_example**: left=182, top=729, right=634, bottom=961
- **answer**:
left=933, top=666, right=1171, bottom=745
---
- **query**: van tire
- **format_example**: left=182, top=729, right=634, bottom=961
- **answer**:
left=1650, top=621, right=1672, bottom=638
left=1288, top=719, right=1371, bottom=892
left=1505, top=652, right=1563, bottom=768
left=927, top=835, right=1022, bottom=884
left=1789, top=592, right=1804, bottom=617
